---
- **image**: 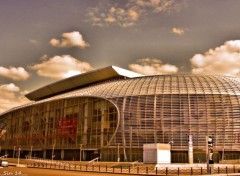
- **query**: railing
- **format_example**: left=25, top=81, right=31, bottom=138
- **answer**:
left=27, top=161, right=240, bottom=175
left=131, top=160, right=140, bottom=167
left=88, top=157, right=100, bottom=165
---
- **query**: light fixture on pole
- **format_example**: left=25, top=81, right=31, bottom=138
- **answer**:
left=17, top=146, right=21, bottom=165
left=79, top=144, right=83, bottom=162
left=168, top=141, right=174, bottom=163
left=30, top=145, right=33, bottom=159
left=52, top=144, right=55, bottom=163
left=117, top=143, right=120, bottom=162
left=13, top=146, right=16, bottom=158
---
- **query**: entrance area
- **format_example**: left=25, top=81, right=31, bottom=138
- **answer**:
left=84, top=150, right=100, bottom=161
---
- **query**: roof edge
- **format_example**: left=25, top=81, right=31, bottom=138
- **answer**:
left=25, top=65, right=142, bottom=101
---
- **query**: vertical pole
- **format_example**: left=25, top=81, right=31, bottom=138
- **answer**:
left=117, top=143, right=120, bottom=162
left=188, top=135, right=193, bottom=164
left=30, top=145, right=33, bottom=159
left=79, top=144, right=83, bottom=162
left=52, top=144, right=55, bottom=163
left=206, top=136, right=210, bottom=174
left=222, top=147, right=224, bottom=161
left=17, top=146, right=21, bottom=165
left=13, top=146, right=16, bottom=158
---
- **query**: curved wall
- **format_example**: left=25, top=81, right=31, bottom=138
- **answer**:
left=0, top=97, right=118, bottom=160
left=1, top=75, right=240, bottom=162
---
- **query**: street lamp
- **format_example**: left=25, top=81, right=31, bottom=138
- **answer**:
left=168, top=141, right=174, bottom=150
left=17, top=146, right=21, bottom=165
left=51, top=144, right=55, bottom=163
left=30, top=145, right=33, bottom=159
left=168, top=141, right=174, bottom=163
left=79, top=144, right=83, bottom=162
left=117, top=143, right=120, bottom=162
left=13, top=146, right=16, bottom=158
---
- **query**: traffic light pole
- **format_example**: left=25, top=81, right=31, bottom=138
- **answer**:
left=206, top=136, right=210, bottom=174
left=206, top=136, right=214, bottom=174
left=188, top=135, right=193, bottom=164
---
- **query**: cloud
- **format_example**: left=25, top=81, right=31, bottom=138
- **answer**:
left=190, top=40, right=240, bottom=77
left=0, top=83, right=30, bottom=114
left=134, top=0, right=176, bottom=12
left=87, top=0, right=183, bottom=27
left=50, top=31, right=89, bottom=48
left=0, top=66, right=30, bottom=81
left=172, top=27, right=185, bottom=35
left=29, top=39, right=38, bottom=44
left=129, top=58, right=178, bottom=75
left=30, top=55, right=94, bottom=79
left=87, top=6, right=139, bottom=27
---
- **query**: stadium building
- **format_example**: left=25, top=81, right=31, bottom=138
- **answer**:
left=0, top=66, right=240, bottom=163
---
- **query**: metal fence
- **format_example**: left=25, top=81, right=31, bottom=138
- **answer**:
left=27, top=161, right=240, bottom=175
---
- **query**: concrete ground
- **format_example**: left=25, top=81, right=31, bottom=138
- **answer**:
left=1, top=159, right=143, bottom=176
left=2, top=158, right=240, bottom=176
left=0, top=166, right=138, bottom=176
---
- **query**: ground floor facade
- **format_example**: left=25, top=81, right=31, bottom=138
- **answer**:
left=2, top=148, right=240, bottom=163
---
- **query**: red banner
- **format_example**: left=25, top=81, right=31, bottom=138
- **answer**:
left=57, top=117, right=77, bottom=137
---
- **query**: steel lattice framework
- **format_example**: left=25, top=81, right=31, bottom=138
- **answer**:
left=1, top=68, right=240, bottom=162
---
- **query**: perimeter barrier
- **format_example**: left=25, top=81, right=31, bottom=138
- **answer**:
left=27, top=161, right=240, bottom=175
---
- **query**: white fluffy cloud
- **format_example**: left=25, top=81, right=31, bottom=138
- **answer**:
left=172, top=27, right=185, bottom=35
left=0, top=66, right=30, bottom=80
left=87, top=0, right=182, bottom=27
left=0, top=83, right=30, bottom=114
left=129, top=58, right=178, bottom=75
left=190, top=40, right=240, bottom=77
left=50, top=31, right=89, bottom=48
left=30, top=55, right=93, bottom=79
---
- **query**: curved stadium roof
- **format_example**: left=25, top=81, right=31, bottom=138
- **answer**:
left=45, top=74, right=240, bottom=101
left=1, top=66, right=240, bottom=116
left=26, top=65, right=142, bottom=101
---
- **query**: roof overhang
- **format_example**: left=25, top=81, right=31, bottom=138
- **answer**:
left=25, top=65, right=142, bottom=101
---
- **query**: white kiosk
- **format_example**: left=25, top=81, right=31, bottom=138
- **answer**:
left=143, top=143, right=171, bottom=164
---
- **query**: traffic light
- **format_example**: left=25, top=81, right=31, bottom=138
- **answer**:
left=208, top=136, right=213, bottom=148
left=208, top=136, right=214, bottom=164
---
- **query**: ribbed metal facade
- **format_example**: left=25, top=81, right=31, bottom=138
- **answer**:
left=1, top=75, right=240, bottom=162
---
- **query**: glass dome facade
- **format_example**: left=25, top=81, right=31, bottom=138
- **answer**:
left=1, top=74, right=240, bottom=163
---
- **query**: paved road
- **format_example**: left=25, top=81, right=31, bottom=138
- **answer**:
left=0, top=166, right=139, bottom=176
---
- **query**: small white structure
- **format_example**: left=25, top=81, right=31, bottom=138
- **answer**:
left=143, top=143, right=171, bottom=164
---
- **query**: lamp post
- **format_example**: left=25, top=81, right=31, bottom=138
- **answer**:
left=79, top=144, right=83, bottom=162
left=13, top=146, right=16, bottom=158
left=30, top=145, right=33, bottom=159
left=168, top=141, right=174, bottom=163
left=222, top=147, right=225, bottom=161
left=117, top=143, right=120, bottom=162
left=51, top=144, right=55, bottom=163
left=17, top=146, right=21, bottom=165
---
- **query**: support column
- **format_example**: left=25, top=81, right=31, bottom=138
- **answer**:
left=121, top=97, right=127, bottom=161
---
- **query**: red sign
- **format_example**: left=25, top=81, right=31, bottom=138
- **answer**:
left=57, top=117, right=77, bottom=137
